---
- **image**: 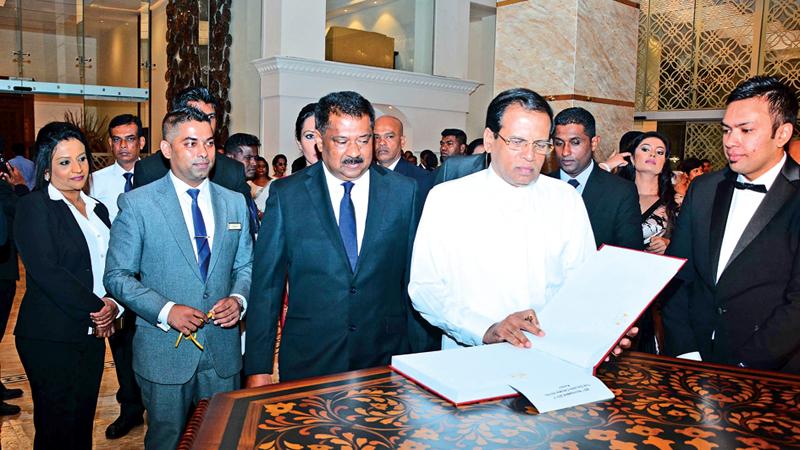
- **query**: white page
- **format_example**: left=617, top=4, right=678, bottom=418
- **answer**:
left=509, top=351, right=614, bottom=413
left=534, top=246, right=685, bottom=368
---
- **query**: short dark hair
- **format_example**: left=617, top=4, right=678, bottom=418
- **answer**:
left=295, top=103, right=317, bottom=141
left=314, top=91, right=375, bottom=135
left=441, top=128, right=467, bottom=147
left=272, top=154, right=287, bottom=165
left=726, top=76, right=798, bottom=135
left=700, top=158, right=711, bottom=165
left=224, top=133, right=260, bottom=155
left=161, top=107, right=212, bottom=142
left=172, top=86, right=218, bottom=110
left=554, top=107, right=596, bottom=138
left=33, top=122, right=93, bottom=191
left=678, top=157, right=703, bottom=174
left=485, top=88, right=553, bottom=135
left=108, top=114, right=143, bottom=137
left=420, top=149, right=438, bottom=169
left=466, top=138, right=484, bottom=155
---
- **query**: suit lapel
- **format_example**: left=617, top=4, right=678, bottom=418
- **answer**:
left=355, top=165, right=390, bottom=277
left=304, top=165, right=352, bottom=271
left=724, top=158, right=800, bottom=272
left=581, top=165, right=601, bottom=204
left=206, top=183, right=227, bottom=278
left=709, top=170, right=736, bottom=283
left=155, top=176, right=203, bottom=282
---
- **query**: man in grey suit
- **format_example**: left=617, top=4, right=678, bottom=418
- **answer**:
left=104, top=107, right=252, bottom=450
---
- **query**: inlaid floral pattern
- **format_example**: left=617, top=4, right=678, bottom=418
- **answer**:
left=230, top=355, right=800, bottom=449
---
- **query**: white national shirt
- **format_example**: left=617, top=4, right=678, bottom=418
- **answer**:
left=409, top=165, right=596, bottom=348
left=90, top=161, right=136, bottom=222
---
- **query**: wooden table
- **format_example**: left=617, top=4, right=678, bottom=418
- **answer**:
left=181, top=352, right=800, bottom=449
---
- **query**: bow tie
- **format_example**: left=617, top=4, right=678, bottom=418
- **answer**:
left=733, top=181, right=767, bottom=193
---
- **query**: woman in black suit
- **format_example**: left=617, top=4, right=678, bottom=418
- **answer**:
left=14, top=122, right=120, bottom=450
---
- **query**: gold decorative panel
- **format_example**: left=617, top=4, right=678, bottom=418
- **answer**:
left=685, top=122, right=725, bottom=169
left=636, top=0, right=800, bottom=112
left=762, top=0, right=800, bottom=102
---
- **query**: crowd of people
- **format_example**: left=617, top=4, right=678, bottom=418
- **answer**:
left=0, top=75, right=798, bottom=450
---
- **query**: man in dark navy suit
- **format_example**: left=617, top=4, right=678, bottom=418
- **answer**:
left=373, top=115, right=433, bottom=204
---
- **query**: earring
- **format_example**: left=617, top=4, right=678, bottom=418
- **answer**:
left=44, top=173, right=50, bottom=181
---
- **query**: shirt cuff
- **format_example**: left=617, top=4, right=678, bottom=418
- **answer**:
left=157, top=301, right=176, bottom=332
left=677, top=351, right=702, bottom=361
left=109, top=298, right=125, bottom=318
left=230, top=294, right=247, bottom=319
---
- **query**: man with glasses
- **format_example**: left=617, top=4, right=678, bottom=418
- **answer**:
left=409, top=88, right=597, bottom=349
left=89, top=114, right=147, bottom=439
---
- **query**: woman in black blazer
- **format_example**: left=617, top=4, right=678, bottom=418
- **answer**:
left=14, top=122, right=120, bottom=450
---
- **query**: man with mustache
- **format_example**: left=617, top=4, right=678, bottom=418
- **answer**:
left=374, top=115, right=433, bottom=204
left=548, top=107, right=643, bottom=250
left=245, top=91, right=438, bottom=385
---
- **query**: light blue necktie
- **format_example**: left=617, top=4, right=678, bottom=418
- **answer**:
left=339, top=181, right=358, bottom=272
left=187, top=189, right=211, bottom=281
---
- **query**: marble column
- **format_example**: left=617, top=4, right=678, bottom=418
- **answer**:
left=494, top=0, right=640, bottom=161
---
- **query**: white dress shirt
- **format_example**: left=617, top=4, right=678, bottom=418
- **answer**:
left=156, top=173, right=246, bottom=331
left=89, top=161, right=136, bottom=222
left=679, top=154, right=786, bottom=362
left=47, top=184, right=124, bottom=333
left=409, top=165, right=597, bottom=348
left=386, top=157, right=401, bottom=171
left=559, top=160, right=594, bottom=195
left=322, top=162, right=370, bottom=253
left=716, top=154, right=785, bottom=281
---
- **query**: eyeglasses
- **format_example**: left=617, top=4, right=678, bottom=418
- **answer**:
left=495, top=133, right=554, bottom=155
left=111, top=136, right=138, bottom=146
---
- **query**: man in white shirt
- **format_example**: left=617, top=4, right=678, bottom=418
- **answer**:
left=88, top=113, right=146, bottom=439
left=664, top=76, right=800, bottom=373
left=104, top=107, right=252, bottom=450
left=409, top=88, right=598, bottom=349
left=245, top=91, right=437, bottom=386
left=374, top=115, right=433, bottom=204
left=91, top=114, right=144, bottom=221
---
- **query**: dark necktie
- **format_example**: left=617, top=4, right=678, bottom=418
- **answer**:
left=733, top=181, right=767, bottom=194
left=187, top=189, right=211, bottom=281
left=567, top=179, right=580, bottom=189
left=247, top=197, right=260, bottom=234
left=123, top=172, right=134, bottom=193
left=339, top=181, right=358, bottom=271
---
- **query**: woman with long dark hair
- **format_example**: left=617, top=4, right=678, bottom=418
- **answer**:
left=14, top=122, right=121, bottom=449
left=290, top=103, right=320, bottom=174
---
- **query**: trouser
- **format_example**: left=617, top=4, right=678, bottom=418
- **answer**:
left=109, top=311, right=144, bottom=419
left=137, top=348, right=239, bottom=450
left=0, top=279, right=16, bottom=341
left=16, top=336, right=105, bottom=450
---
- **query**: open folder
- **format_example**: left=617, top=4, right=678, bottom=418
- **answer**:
left=391, top=245, right=685, bottom=411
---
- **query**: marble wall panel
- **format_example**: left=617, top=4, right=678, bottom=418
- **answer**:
left=574, top=0, right=639, bottom=102
left=495, top=0, right=578, bottom=95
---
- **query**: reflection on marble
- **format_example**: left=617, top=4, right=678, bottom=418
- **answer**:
left=495, top=0, right=578, bottom=95
left=574, top=0, right=639, bottom=101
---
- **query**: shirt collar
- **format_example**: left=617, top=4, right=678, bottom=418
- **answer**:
left=114, top=160, right=137, bottom=174
left=169, top=171, right=210, bottom=197
left=386, top=156, right=401, bottom=171
left=486, top=163, right=538, bottom=192
left=321, top=160, right=370, bottom=192
left=47, top=183, right=97, bottom=210
left=736, top=153, right=786, bottom=190
left=560, top=160, right=594, bottom=187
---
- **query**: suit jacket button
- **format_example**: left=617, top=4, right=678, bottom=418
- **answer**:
left=349, top=325, right=356, bottom=332
left=717, top=306, right=727, bottom=315
left=349, top=287, right=356, bottom=295
left=203, top=293, right=209, bottom=299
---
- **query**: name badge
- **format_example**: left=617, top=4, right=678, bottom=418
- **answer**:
left=228, top=222, right=242, bottom=230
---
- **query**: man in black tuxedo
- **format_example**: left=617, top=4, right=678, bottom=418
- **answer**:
left=132, top=86, right=250, bottom=200
left=548, top=107, right=643, bottom=250
left=373, top=115, right=434, bottom=204
left=663, top=76, right=800, bottom=373
left=245, top=91, right=438, bottom=386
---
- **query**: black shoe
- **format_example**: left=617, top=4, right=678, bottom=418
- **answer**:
left=0, top=401, right=20, bottom=416
left=105, top=415, right=144, bottom=439
left=1, top=387, right=22, bottom=400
